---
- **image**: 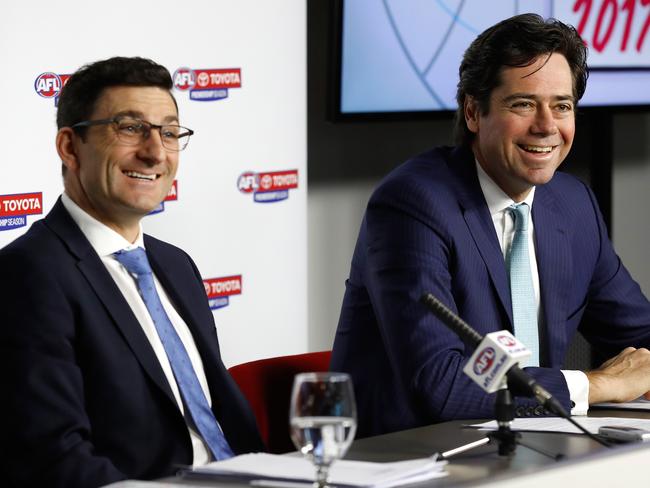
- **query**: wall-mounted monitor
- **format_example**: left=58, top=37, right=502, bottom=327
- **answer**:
left=336, top=0, right=650, bottom=117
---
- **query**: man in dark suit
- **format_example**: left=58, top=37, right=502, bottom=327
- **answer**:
left=0, top=57, right=263, bottom=487
left=331, top=14, right=650, bottom=438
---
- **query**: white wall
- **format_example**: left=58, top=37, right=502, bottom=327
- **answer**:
left=307, top=181, right=376, bottom=350
left=613, top=113, right=650, bottom=295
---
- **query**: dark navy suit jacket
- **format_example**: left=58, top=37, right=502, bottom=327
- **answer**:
left=0, top=199, right=264, bottom=487
left=331, top=146, right=650, bottom=438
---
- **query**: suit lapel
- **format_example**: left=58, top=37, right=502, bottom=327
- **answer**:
left=145, top=244, right=207, bottom=346
left=144, top=239, right=227, bottom=405
left=450, top=148, right=513, bottom=327
left=531, top=185, right=572, bottom=366
left=44, top=199, right=177, bottom=405
left=450, top=152, right=573, bottom=362
left=146, top=248, right=214, bottom=355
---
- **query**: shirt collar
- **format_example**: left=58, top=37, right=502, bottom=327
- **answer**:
left=475, top=160, right=536, bottom=216
left=61, top=192, right=145, bottom=257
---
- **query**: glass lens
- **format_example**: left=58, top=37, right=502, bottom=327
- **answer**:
left=112, top=117, right=190, bottom=151
left=160, top=125, right=183, bottom=151
left=114, top=117, right=145, bottom=144
left=172, top=127, right=192, bottom=151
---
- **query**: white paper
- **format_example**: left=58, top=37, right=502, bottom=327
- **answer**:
left=186, top=452, right=448, bottom=488
left=102, top=482, right=188, bottom=487
left=592, top=397, right=650, bottom=411
left=469, top=416, right=650, bottom=434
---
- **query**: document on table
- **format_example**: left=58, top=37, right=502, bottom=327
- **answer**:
left=180, top=452, right=448, bottom=488
left=468, top=416, right=650, bottom=434
left=592, top=397, right=650, bottom=410
left=103, top=482, right=189, bottom=487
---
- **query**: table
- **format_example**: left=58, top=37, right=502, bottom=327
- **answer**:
left=168, top=408, right=650, bottom=487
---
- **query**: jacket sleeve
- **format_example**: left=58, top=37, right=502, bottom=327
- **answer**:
left=578, top=183, right=650, bottom=357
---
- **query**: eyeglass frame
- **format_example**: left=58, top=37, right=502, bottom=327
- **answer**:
left=70, top=115, right=195, bottom=152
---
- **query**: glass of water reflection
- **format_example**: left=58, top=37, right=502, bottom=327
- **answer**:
left=289, top=372, right=357, bottom=488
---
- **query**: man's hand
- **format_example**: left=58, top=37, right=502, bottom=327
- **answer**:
left=586, top=347, right=650, bottom=404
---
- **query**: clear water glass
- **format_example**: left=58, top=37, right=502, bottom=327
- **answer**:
left=289, top=372, right=357, bottom=488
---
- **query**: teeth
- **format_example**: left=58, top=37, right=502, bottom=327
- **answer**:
left=521, top=145, right=553, bottom=153
left=124, top=171, right=156, bottom=181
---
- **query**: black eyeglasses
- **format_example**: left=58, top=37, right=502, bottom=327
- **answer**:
left=71, top=115, right=194, bottom=151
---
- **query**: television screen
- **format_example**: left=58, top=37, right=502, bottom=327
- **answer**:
left=338, top=0, right=650, bottom=115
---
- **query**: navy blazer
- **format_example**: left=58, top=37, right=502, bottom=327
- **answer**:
left=331, top=146, right=650, bottom=438
left=0, top=199, right=264, bottom=487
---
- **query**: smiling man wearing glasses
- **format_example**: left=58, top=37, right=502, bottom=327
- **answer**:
left=0, top=57, right=263, bottom=487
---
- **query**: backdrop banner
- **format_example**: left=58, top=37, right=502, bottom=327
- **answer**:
left=0, top=0, right=307, bottom=367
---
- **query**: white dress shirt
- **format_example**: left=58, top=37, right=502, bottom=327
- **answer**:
left=61, top=193, right=212, bottom=464
left=475, top=163, right=589, bottom=415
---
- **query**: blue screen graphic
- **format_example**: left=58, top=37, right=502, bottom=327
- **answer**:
left=340, top=0, right=650, bottom=113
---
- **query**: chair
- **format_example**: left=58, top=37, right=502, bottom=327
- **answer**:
left=228, top=350, right=332, bottom=454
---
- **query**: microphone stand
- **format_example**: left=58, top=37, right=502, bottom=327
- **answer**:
left=489, top=386, right=519, bottom=456
left=420, top=293, right=610, bottom=460
left=441, top=384, right=564, bottom=461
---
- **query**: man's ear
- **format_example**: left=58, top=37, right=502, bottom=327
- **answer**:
left=464, top=96, right=480, bottom=134
left=56, top=128, right=80, bottom=173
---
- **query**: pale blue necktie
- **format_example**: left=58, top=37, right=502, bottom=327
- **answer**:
left=506, top=203, right=540, bottom=367
left=113, top=247, right=234, bottom=460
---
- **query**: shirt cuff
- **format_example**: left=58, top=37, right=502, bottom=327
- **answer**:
left=561, top=369, right=589, bottom=416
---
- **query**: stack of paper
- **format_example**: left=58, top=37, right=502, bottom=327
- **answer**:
left=182, top=453, right=448, bottom=487
left=470, top=416, right=650, bottom=434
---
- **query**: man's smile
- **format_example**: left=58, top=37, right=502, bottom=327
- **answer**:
left=122, top=170, right=160, bottom=181
left=517, top=144, right=556, bottom=154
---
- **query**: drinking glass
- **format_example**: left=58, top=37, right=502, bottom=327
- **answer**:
left=289, top=372, right=357, bottom=488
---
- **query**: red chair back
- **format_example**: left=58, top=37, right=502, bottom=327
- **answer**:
left=228, top=351, right=332, bottom=454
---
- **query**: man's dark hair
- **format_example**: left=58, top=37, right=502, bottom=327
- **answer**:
left=454, top=13, right=588, bottom=145
left=57, top=56, right=176, bottom=132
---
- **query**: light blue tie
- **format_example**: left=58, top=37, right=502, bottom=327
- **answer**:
left=113, top=247, right=234, bottom=460
left=506, top=204, right=540, bottom=367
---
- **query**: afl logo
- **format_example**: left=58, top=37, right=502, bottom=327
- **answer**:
left=473, top=347, right=496, bottom=375
left=497, top=334, right=517, bottom=347
left=237, top=172, right=259, bottom=193
left=34, top=72, right=62, bottom=98
left=237, top=169, right=298, bottom=203
left=173, top=68, right=195, bottom=91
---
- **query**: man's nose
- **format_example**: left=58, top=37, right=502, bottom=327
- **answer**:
left=137, top=128, right=167, bottom=164
left=530, top=105, right=558, bottom=136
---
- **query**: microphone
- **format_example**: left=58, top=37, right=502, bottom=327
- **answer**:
left=420, top=292, right=568, bottom=417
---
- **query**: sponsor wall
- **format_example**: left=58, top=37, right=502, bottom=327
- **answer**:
left=0, top=1, right=307, bottom=367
